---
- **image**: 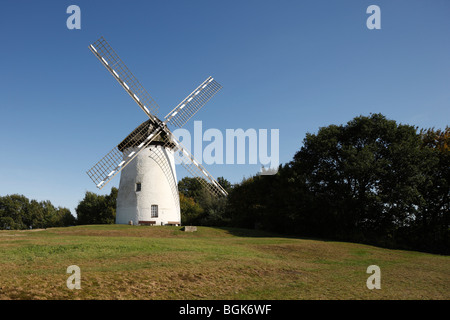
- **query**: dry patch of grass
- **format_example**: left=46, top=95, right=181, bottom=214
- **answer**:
left=0, top=225, right=448, bottom=300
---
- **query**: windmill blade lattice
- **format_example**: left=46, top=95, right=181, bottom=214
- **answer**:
left=165, top=135, right=228, bottom=197
left=86, top=121, right=161, bottom=189
left=86, top=36, right=228, bottom=200
left=164, top=76, right=222, bottom=128
left=89, top=37, right=159, bottom=119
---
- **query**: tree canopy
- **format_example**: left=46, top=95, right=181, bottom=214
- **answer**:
left=178, top=177, right=231, bottom=226
left=0, top=194, right=75, bottom=230
left=76, top=187, right=118, bottom=225
left=226, top=114, right=449, bottom=254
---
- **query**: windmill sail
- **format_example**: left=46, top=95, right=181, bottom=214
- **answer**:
left=87, top=121, right=161, bottom=189
left=164, top=77, right=222, bottom=128
left=86, top=36, right=227, bottom=200
left=165, top=134, right=228, bottom=197
left=89, top=37, right=159, bottom=119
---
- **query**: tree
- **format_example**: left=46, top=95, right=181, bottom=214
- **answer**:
left=291, top=113, right=428, bottom=244
left=179, top=193, right=204, bottom=225
left=0, top=194, right=29, bottom=229
left=76, top=187, right=117, bottom=225
left=59, top=207, right=77, bottom=227
left=226, top=165, right=299, bottom=233
left=226, top=113, right=448, bottom=253
left=0, top=194, right=76, bottom=229
left=414, top=127, right=450, bottom=253
left=0, top=217, right=17, bottom=230
left=217, top=177, right=233, bottom=194
left=178, top=177, right=231, bottom=226
left=178, top=177, right=205, bottom=201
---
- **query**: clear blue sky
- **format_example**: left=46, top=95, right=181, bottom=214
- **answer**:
left=1, top=0, right=449, bottom=215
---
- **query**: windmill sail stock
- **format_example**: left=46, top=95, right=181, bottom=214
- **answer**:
left=163, top=76, right=222, bottom=129
left=86, top=36, right=227, bottom=198
left=89, top=36, right=159, bottom=120
left=162, top=134, right=228, bottom=197
left=162, top=77, right=227, bottom=196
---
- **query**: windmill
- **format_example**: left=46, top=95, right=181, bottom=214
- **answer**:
left=86, top=37, right=227, bottom=226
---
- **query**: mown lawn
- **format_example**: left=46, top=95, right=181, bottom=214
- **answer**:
left=0, top=225, right=448, bottom=300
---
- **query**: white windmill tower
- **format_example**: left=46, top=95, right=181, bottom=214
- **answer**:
left=86, top=37, right=227, bottom=226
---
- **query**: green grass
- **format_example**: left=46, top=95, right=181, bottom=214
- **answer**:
left=0, top=225, right=448, bottom=300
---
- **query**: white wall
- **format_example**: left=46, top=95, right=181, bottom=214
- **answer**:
left=116, top=145, right=181, bottom=225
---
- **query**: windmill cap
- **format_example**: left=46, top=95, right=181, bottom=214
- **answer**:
left=118, top=120, right=174, bottom=152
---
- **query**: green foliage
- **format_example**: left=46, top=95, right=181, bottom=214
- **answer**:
left=217, top=177, right=233, bottom=194
left=75, top=187, right=117, bottom=225
left=178, top=177, right=231, bottom=226
left=227, top=114, right=449, bottom=254
left=414, top=126, right=450, bottom=253
left=179, top=193, right=204, bottom=225
left=178, top=177, right=204, bottom=199
left=0, top=194, right=76, bottom=230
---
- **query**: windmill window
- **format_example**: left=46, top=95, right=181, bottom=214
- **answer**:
left=151, top=205, right=158, bottom=218
left=136, top=183, right=141, bottom=192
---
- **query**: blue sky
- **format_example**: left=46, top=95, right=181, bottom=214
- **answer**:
left=1, top=0, right=449, bottom=215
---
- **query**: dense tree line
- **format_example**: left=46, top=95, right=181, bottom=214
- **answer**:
left=0, top=187, right=118, bottom=230
left=179, top=114, right=448, bottom=254
left=224, top=114, right=449, bottom=254
left=0, top=195, right=76, bottom=229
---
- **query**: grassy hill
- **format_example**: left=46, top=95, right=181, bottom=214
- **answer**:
left=0, top=225, right=448, bottom=300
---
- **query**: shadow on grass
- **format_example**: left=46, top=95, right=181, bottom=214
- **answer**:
left=197, top=226, right=324, bottom=241
left=214, top=226, right=281, bottom=238
left=201, top=226, right=450, bottom=255
left=185, top=225, right=390, bottom=248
